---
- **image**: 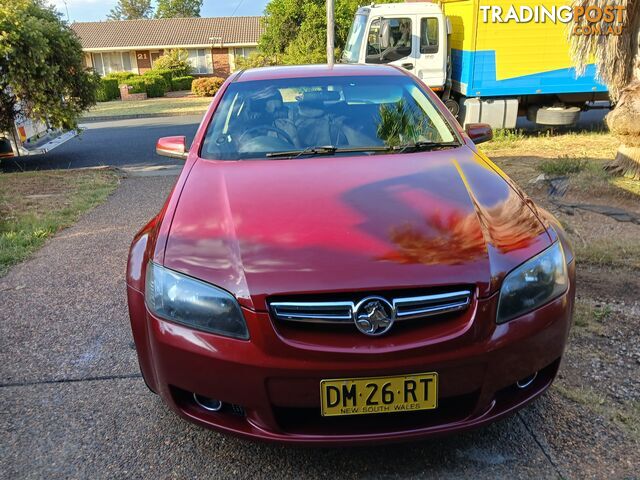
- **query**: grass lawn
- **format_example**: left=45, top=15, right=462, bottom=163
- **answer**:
left=484, top=128, right=625, bottom=198
left=85, top=95, right=212, bottom=118
left=484, top=127, right=617, bottom=159
left=483, top=128, right=640, bottom=267
left=0, top=168, right=120, bottom=276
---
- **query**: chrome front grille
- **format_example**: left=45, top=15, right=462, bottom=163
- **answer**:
left=269, top=290, right=472, bottom=325
left=270, top=301, right=354, bottom=324
left=393, top=291, right=472, bottom=321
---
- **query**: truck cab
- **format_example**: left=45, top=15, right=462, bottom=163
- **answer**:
left=342, top=2, right=448, bottom=92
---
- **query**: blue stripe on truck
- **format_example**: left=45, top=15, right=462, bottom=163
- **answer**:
left=451, top=49, right=607, bottom=97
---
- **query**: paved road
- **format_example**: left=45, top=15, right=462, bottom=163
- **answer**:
left=0, top=172, right=568, bottom=479
left=1, top=108, right=608, bottom=173
left=1, top=115, right=201, bottom=173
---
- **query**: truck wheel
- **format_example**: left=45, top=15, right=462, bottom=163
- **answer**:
left=527, top=106, right=581, bottom=126
left=0, top=137, right=14, bottom=159
left=444, top=99, right=460, bottom=117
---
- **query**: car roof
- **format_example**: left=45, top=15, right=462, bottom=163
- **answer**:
left=235, top=64, right=406, bottom=82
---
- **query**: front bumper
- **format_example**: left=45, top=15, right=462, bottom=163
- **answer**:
left=128, top=275, right=574, bottom=445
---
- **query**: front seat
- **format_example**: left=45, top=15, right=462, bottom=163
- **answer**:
left=292, top=91, right=340, bottom=147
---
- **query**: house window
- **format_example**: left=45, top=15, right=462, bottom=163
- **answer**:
left=103, top=52, right=123, bottom=72
left=234, top=47, right=257, bottom=59
left=91, top=53, right=104, bottom=75
left=91, top=52, right=133, bottom=75
left=187, top=49, right=213, bottom=74
left=122, top=52, right=132, bottom=70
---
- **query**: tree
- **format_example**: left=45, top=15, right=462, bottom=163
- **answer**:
left=108, top=0, right=153, bottom=20
left=259, top=0, right=305, bottom=60
left=152, top=49, right=192, bottom=76
left=0, top=0, right=97, bottom=134
left=235, top=52, right=279, bottom=69
left=570, top=0, right=640, bottom=180
left=258, top=0, right=394, bottom=65
left=156, top=0, right=203, bottom=18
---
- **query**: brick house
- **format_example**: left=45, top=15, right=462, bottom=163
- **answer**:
left=71, top=16, right=263, bottom=77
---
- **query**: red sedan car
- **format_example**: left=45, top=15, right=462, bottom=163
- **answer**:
left=127, top=64, right=575, bottom=445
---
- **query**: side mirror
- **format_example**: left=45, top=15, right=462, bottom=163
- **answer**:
left=156, top=136, right=188, bottom=159
left=465, top=123, right=493, bottom=145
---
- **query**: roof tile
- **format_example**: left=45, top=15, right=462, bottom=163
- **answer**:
left=71, top=16, right=263, bottom=49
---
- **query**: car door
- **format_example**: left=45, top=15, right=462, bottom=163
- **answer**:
left=364, top=16, right=416, bottom=72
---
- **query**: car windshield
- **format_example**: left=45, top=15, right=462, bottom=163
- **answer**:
left=200, top=75, right=459, bottom=161
left=342, top=14, right=367, bottom=63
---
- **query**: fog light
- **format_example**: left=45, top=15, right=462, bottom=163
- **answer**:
left=193, top=393, right=223, bottom=412
left=230, top=404, right=245, bottom=416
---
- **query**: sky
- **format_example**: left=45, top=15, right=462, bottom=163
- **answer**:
left=48, top=0, right=270, bottom=23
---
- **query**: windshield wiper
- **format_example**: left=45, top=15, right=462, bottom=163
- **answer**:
left=266, top=145, right=391, bottom=159
left=265, top=142, right=460, bottom=159
left=393, top=141, right=460, bottom=153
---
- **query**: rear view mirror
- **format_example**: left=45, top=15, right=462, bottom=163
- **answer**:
left=156, top=136, right=188, bottom=160
left=465, top=123, right=493, bottom=145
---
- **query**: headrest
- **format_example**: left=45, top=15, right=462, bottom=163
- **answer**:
left=250, top=87, right=283, bottom=104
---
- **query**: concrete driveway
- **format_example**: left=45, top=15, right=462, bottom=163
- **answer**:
left=0, top=170, right=575, bottom=479
left=1, top=104, right=636, bottom=477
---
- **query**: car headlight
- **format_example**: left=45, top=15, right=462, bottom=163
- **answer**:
left=145, top=262, right=249, bottom=340
left=497, top=242, right=568, bottom=324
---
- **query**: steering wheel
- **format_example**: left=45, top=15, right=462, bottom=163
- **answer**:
left=238, top=126, right=294, bottom=146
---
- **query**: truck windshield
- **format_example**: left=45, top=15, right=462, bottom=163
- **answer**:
left=342, top=14, right=367, bottom=63
left=200, top=75, right=459, bottom=161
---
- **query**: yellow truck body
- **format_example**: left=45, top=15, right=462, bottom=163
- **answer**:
left=441, top=0, right=607, bottom=97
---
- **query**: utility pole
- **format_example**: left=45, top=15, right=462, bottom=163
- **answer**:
left=326, top=0, right=335, bottom=66
left=63, top=0, right=70, bottom=22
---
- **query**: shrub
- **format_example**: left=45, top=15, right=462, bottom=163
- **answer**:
left=147, top=68, right=173, bottom=89
left=142, top=74, right=167, bottom=98
left=104, top=71, right=138, bottom=83
left=539, top=157, right=587, bottom=176
left=152, top=49, right=192, bottom=77
left=191, top=77, right=225, bottom=97
left=171, top=75, right=195, bottom=91
left=96, top=78, right=119, bottom=102
left=123, top=77, right=147, bottom=94
left=117, top=75, right=167, bottom=98
left=235, top=53, right=279, bottom=69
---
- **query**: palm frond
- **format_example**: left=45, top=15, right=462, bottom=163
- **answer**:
left=569, top=0, right=640, bottom=100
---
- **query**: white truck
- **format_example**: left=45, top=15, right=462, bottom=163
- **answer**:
left=1, top=112, right=78, bottom=160
left=341, top=1, right=609, bottom=128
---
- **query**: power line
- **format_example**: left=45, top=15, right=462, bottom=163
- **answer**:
left=230, top=0, right=245, bottom=17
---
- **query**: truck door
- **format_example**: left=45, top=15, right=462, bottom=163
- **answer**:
left=416, top=16, right=446, bottom=90
left=364, top=16, right=416, bottom=72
